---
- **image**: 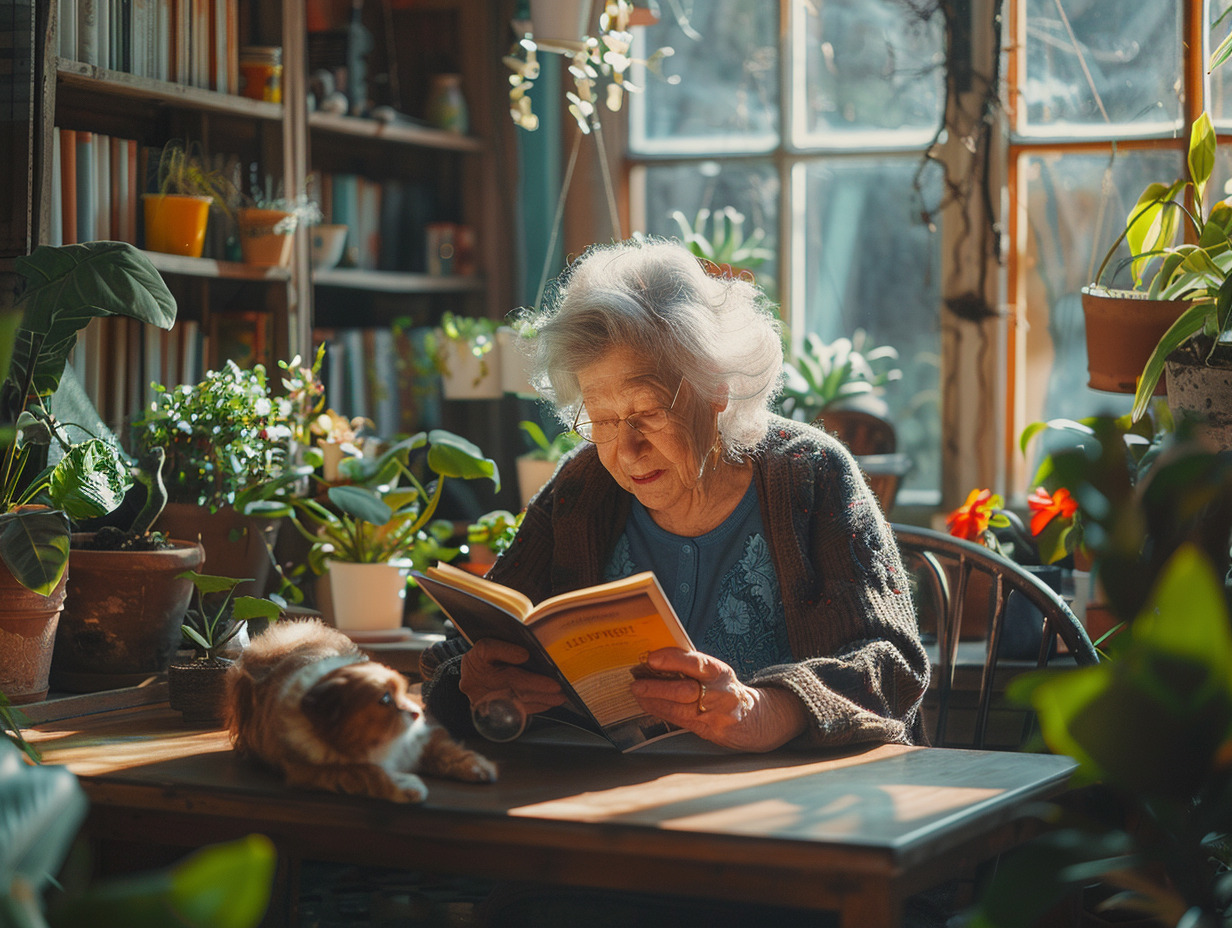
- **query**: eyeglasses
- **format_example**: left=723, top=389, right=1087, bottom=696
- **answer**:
left=572, top=378, right=684, bottom=444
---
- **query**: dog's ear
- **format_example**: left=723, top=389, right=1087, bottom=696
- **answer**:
left=300, top=670, right=357, bottom=727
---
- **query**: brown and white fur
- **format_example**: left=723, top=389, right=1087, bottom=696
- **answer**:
left=224, top=619, right=496, bottom=802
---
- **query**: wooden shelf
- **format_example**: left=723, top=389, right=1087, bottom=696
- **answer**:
left=145, top=250, right=293, bottom=282
left=308, top=112, right=482, bottom=152
left=312, top=267, right=484, bottom=293
left=56, top=60, right=283, bottom=121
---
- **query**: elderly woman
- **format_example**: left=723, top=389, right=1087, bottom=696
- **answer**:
left=422, top=238, right=929, bottom=752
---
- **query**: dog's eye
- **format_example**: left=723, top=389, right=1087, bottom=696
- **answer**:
left=380, top=692, right=394, bottom=706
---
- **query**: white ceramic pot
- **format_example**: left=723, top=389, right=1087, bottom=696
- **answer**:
left=320, top=560, right=412, bottom=631
left=497, top=326, right=536, bottom=396
left=437, top=337, right=503, bottom=400
left=530, top=0, right=592, bottom=45
left=516, top=455, right=558, bottom=509
left=310, top=223, right=348, bottom=269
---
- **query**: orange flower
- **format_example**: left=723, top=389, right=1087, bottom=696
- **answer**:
left=946, top=488, right=1000, bottom=543
left=1027, top=486, right=1079, bottom=536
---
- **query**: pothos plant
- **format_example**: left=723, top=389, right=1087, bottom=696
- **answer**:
left=177, top=571, right=282, bottom=662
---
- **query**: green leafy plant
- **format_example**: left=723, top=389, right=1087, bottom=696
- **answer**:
left=290, top=429, right=499, bottom=574
left=0, top=242, right=176, bottom=594
left=519, top=420, right=581, bottom=462
left=133, top=360, right=297, bottom=513
left=777, top=329, right=902, bottom=423
left=1, top=691, right=38, bottom=763
left=466, top=508, right=522, bottom=558
left=670, top=206, right=773, bottom=273
left=424, top=312, right=500, bottom=385
left=178, top=571, right=282, bottom=662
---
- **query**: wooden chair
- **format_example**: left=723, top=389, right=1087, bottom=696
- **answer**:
left=812, top=407, right=912, bottom=511
left=892, top=523, right=1099, bottom=750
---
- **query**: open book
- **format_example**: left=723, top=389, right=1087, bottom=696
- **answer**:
left=413, top=563, right=694, bottom=752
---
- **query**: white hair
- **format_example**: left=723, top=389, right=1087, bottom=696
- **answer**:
left=520, top=238, right=783, bottom=461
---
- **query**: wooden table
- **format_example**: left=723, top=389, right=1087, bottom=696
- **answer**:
left=27, top=705, right=1075, bottom=927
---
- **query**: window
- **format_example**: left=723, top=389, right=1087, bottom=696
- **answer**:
left=626, top=0, right=1224, bottom=505
left=628, top=1, right=946, bottom=500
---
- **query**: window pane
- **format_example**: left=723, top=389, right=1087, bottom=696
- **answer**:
left=1210, top=0, right=1232, bottom=128
left=1020, top=150, right=1182, bottom=451
left=1020, top=0, right=1182, bottom=136
left=795, top=0, right=945, bottom=147
left=628, top=1, right=779, bottom=154
left=800, top=157, right=941, bottom=494
left=637, top=161, right=779, bottom=303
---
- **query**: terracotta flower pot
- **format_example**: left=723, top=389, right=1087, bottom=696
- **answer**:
left=155, top=503, right=280, bottom=599
left=143, top=193, right=212, bottom=257
left=51, top=536, right=205, bottom=693
left=1081, top=287, right=1188, bottom=394
left=238, top=207, right=297, bottom=267
left=0, top=567, right=67, bottom=704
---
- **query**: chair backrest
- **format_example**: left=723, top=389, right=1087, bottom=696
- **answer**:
left=891, top=523, right=1099, bottom=750
left=813, top=407, right=897, bottom=455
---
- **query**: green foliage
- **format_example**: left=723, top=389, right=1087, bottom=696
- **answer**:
left=0, top=242, right=176, bottom=593
left=49, top=834, right=276, bottom=928
left=0, top=692, right=39, bottom=763
left=290, top=429, right=499, bottom=572
left=178, top=571, right=282, bottom=661
left=777, top=329, right=901, bottom=422
left=154, top=140, right=240, bottom=218
left=519, top=420, right=581, bottom=462
left=134, top=360, right=295, bottom=512
left=974, top=546, right=1232, bottom=927
left=670, top=206, right=773, bottom=271
left=466, top=509, right=522, bottom=557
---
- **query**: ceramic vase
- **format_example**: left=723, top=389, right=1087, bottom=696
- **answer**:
left=318, top=560, right=412, bottom=632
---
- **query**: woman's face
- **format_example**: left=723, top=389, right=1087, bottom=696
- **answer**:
left=574, top=348, right=701, bottom=525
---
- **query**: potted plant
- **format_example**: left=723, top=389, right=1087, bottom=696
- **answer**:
left=777, top=328, right=902, bottom=424
left=0, top=242, right=176, bottom=703
left=515, top=419, right=581, bottom=509
left=132, top=359, right=309, bottom=599
left=426, top=311, right=502, bottom=399
left=289, top=430, right=498, bottom=633
left=50, top=448, right=207, bottom=693
left=464, top=508, right=522, bottom=572
left=496, top=318, right=537, bottom=396
left=237, top=178, right=323, bottom=268
left=143, top=140, right=240, bottom=258
left=310, top=408, right=373, bottom=482
left=671, top=205, right=774, bottom=281
left=167, top=571, right=281, bottom=726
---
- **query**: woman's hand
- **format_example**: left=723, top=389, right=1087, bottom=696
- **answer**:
left=629, top=648, right=808, bottom=752
left=458, top=639, right=567, bottom=715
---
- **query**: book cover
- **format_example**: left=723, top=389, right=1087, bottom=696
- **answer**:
left=415, top=564, right=694, bottom=752
left=59, top=128, right=77, bottom=244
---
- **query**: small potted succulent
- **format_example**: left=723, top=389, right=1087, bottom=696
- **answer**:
left=167, top=571, right=281, bottom=726
left=778, top=328, right=902, bottom=424
left=0, top=242, right=176, bottom=702
left=289, top=430, right=498, bottom=633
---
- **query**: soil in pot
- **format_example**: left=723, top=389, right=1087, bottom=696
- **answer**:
left=51, top=533, right=205, bottom=693
left=168, top=657, right=232, bottom=726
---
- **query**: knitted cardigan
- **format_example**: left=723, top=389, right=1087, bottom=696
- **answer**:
left=422, top=416, right=930, bottom=748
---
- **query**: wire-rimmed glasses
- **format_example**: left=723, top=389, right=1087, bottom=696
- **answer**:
left=571, top=378, right=684, bottom=444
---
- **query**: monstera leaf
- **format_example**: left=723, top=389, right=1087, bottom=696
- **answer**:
left=1, top=242, right=176, bottom=423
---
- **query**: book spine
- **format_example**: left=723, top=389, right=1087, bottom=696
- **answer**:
left=109, top=134, right=123, bottom=240
left=94, top=131, right=110, bottom=240
left=59, top=0, right=78, bottom=60
left=59, top=128, right=77, bottom=244
left=50, top=131, right=64, bottom=247
left=96, top=0, right=109, bottom=70
left=75, top=131, right=95, bottom=243
left=76, top=0, right=97, bottom=65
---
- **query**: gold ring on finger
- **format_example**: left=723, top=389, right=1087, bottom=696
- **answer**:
left=697, top=681, right=708, bottom=714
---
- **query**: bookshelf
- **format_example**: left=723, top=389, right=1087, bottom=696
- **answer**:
left=18, top=0, right=516, bottom=483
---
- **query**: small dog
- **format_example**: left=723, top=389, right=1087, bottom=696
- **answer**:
left=224, top=619, right=496, bottom=802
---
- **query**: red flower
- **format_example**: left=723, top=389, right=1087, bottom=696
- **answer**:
left=946, top=488, right=1000, bottom=543
left=1027, top=486, right=1079, bottom=536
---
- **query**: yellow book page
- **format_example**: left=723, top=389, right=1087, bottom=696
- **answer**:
left=424, top=562, right=534, bottom=620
